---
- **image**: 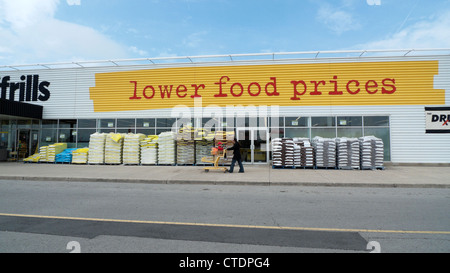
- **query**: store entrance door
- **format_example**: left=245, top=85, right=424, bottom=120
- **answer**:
left=16, top=129, right=39, bottom=160
left=236, top=128, right=269, bottom=164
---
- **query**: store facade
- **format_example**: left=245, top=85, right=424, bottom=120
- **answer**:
left=1, top=50, right=449, bottom=164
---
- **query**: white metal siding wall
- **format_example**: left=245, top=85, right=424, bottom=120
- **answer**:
left=1, top=55, right=449, bottom=163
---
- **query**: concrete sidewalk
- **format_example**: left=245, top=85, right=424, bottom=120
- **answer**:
left=0, top=162, right=449, bottom=188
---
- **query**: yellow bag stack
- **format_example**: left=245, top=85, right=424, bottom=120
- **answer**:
left=39, top=146, right=48, bottom=162
left=157, top=131, right=176, bottom=165
left=123, top=133, right=145, bottom=165
left=140, top=135, right=158, bottom=165
left=24, top=153, right=40, bottom=163
left=176, top=126, right=195, bottom=165
left=72, top=148, right=89, bottom=164
left=47, top=143, right=67, bottom=163
left=105, top=133, right=124, bottom=164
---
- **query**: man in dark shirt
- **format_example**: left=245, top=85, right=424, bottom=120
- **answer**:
left=227, top=138, right=244, bottom=173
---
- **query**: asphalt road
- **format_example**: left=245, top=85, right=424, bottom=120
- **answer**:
left=0, top=179, right=449, bottom=254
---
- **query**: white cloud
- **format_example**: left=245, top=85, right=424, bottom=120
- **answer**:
left=67, top=0, right=81, bottom=6
left=129, top=46, right=148, bottom=57
left=0, top=0, right=128, bottom=65
left=1, top=0, right=59, bottom=30
left=355, top=10, right=450, bottom=50
left=317, top=3, right=360, bottom=35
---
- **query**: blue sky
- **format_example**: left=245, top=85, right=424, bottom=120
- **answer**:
left=1, top=0, right=450, bottom=66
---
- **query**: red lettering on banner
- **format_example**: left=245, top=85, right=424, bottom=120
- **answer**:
left=129, top=81, right=142, bottom=100
left=382, top=78, right=396, bottom=94
left=248, top=82, right=261, bottom=97
left=329, top=76, right=343, bottom=95
left=191, top=84, right=205, bottom=98
left=159, top=85, right=173, bottom=98
left=265, top=77, right=280, bottom=96
left=365, top=80, right=378, bottom=94
left=176, top=85, right=187, bottom=98
left=346, top=80, right=360, bottom=95
left=214, top=76, right=230, bottom=97
left=310, top=80, right=325, bottom=96
left=128, top=75, right=397, bottom=103
left=231, top=82, right=244, bottom=97
left=143, top=85, right=155, bottom=99
left=290, top=80, right=307, bottom=100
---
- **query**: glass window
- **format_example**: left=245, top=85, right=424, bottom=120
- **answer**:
left=312, top=117, right=335, bottom=127
left=285, top=128, right=310, bottom=138
left=136, top=128, right=156, bottom=136
left=157, top=118, right=176, bottom=128
left=203, top=117, right=222, bottom=131
left=100, top=119, right=115, bottom=128
left=77, top=129, right=96, bottom=148
left=78, top=119, right=96, bottom=128
left=42, top=120, right=58, bottom=129
left=364, top=116, right=389, bottom=127
left=40, top=129, right=57, bottom=146
left=17, top=120, right=32, bottom=129
left=32, top=120, right=40, bottom=128
left=311, top=128, right=336, bottom=139
left=136, top=118, right=155, bottom=128
left=117, top=119, right=135, bottom=128
left=59, top=120, right=77, bottom=129
left=285, top=117, right=308, bottom=127
left=337, top=116, right=362, bottom=127
left=100, top=128, right=115, bottom=134
left=58, top=128, right=76, bottom=148
left=116, top=128, right=135, bottom=134
left=337, top=128, right=363, bottom=138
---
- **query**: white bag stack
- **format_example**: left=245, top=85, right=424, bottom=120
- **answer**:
left=105, top=133, right=124, bottom=164
left=140, top=135, right=158, bottom=165
left=336, top=137, right=360, bottom=169
left=359, top=136, right=384, bottom=169
left=282, top=138, right=295, bottom=167
left=88, top=132, right=106, bottom=164
left=271, top=138, right=294, bottom=167
left=271, top=138, right=283, bottom=167
left=123, top=133, right=145, bottom=165
left=312, top=136, right=336, bottom=168
left=158, top=131, right=176, bottom=165
left=293, top=142, right=301, bottom=167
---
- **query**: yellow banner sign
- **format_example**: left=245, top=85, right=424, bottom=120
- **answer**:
left=89, top=60, right=445, bottom=112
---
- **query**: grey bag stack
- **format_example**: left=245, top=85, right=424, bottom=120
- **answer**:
left=293, top=138, right=315, bottom=168
left=359, top=136, right=384, bottom=169
left=282, top=138, right=295, bottom=167
left=312, top=136, right=336, bottom=168
left=336, top=137, right=360, bottom=169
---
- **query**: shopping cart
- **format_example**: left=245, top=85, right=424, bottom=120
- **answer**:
left=202, top=142, right=228, bottom=173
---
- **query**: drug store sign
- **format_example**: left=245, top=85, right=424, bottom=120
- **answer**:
left=426, top=107, right=450, bottom=134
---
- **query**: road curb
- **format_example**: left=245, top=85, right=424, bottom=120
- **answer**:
left=1, top=175, right=449, bottom=188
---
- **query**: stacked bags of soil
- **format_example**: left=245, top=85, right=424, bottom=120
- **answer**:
left=105, top=133, right=124, bottom=164
left=123, top=133, right=145, bottom=165
left=88, top=133, right=106, bottom=164
left=140, top=135, right=158, bottom=165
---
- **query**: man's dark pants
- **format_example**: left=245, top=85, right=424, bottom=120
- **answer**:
left=229, top=158, right=244, bottom=173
